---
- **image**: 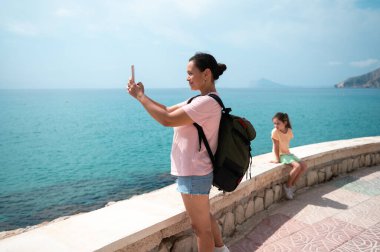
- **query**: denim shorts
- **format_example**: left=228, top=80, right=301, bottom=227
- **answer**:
left=176, top=172, right=213, bottom=195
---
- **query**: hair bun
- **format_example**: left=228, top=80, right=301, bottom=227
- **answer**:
left=189, top=52, right=227, bottom=81
left=217, top=63, right=227, bottom=76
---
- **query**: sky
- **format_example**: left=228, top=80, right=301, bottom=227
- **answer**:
left=1, top=0, right=380, bottom=89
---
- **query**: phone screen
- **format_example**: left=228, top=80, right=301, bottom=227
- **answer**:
left=131, top=65, right=135, bottom=82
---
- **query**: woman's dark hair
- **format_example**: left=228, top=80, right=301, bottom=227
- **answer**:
left=273, top=112, right=292, bottom=129
left=189, top=52, right=227, bottom=81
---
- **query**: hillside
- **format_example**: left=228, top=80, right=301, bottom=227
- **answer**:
left=249, top=78, right=288, bottom=89
left=335, top=67, right=380, bottom=88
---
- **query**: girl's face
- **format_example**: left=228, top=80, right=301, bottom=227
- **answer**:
left=273, top=117, right=287, bottom=131
left=186, top=60, right=206, bottom=91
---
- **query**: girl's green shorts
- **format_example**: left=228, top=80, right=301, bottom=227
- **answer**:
left=280, top=154, right=300, bottom=164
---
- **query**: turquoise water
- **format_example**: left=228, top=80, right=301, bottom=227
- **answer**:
left=1, top=88, right=380, bottom=231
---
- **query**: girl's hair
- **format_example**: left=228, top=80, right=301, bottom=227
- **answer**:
left=189, top=52, right=227, bottom=81
left=273, top=112, right=292, bottom=129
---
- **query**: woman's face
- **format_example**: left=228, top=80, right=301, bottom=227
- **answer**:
left=273, top=118, right=286, bottom=131
left=186, top=60, right=205, bottom=91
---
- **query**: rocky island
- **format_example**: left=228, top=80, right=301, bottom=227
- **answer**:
left=335, top=67, right=380, bottom=88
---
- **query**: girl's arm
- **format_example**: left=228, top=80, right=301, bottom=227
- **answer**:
left=127, top=82, right=192, bottom=127
left=272, top=139, right=281, bottom=163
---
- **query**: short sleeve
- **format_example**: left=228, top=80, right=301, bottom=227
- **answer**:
left=289, top=128, right=294, bottom=139
left=171, top=101, right=187, bottom=110
left=182, top=96, right=221, bottom=126
left=271, top=128, right=279, bottom=141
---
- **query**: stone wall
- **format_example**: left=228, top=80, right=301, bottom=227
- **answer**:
left=1, top=137, right=380, bottom=252
left=121, top=138, right=380, bottom=252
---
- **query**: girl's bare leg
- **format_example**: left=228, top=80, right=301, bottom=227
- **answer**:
left=288, top=161, right=307, bottom=187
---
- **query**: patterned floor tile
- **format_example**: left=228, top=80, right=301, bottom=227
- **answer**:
left=230, top=214, right=309, bottom=252
left=321, top=187, right=370, bottom=208
left=264, top=218, right=310, bottom=244
left=331, top=176, right=380, bottom=196
left=332, top=221, right=380, bottom=251
left=230, top=239, right=260, bottom=252
left=245, top=214, right=309, bottom=245
left=286, top=202, right=340, bottom=224
left=275, top=200, right=342, bottom=225
left=255, top=242, right=293, bottom=252
left=257, top=218, right=364, bottom=252
left=348, top=167, right=380, bottom=181
left=334, top=197, right=380, bottom=228
left=230, top=167, right=380, bottom=252
left=271, top=183, right=366, bottom=225
left=294, top=184, right=344, bottom=202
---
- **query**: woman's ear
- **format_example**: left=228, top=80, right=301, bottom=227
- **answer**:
left=204, top=68, right=212, bottom=81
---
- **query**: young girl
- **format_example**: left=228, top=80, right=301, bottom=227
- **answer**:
left=271, top=112, right=307, bottom=200
left=127, top=53, right=229, bottom=252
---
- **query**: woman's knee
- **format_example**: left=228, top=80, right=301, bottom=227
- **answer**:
left=191, top=223, right=212, bottom=236
left=189, top=214, right=213, bottom=236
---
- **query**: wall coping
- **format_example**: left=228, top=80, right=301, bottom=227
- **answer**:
left=1, top=136, right=380, bottom=251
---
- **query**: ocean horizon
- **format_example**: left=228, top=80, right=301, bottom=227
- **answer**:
left=1, top=87, right=380, bottom=232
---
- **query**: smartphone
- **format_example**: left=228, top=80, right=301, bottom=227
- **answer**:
left=131, top=65, right=135, bottom=83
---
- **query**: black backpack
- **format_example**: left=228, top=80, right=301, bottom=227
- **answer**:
left=188, top=94, right=256, bottom=192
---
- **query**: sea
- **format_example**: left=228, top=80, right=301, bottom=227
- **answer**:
left=1, top=88, right=380, bottom=231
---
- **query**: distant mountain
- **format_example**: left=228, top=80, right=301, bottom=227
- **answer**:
left=249, top=78, right=288, bottom=89
left=335, top=67, right=380, bottom=88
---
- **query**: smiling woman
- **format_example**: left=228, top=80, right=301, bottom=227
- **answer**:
left=127, top=52, right=230, bottom=252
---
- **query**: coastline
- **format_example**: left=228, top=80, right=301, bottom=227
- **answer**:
left=0, top=136, right=380, bottom=247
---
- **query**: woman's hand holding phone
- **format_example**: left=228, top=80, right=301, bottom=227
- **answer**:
left=127, top=65, right=145, bottom=101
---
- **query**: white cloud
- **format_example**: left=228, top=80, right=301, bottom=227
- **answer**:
left=124, top=0, right=214, bottom=19
left=80, top=0, right=213, bottom=46
left=151, top=25, right=201, bottom=47
left=175, top=0, right=217, bottom=18
left=55, top=8, right=76, bottom=18
left=6, top=22, right=38, bottom=36
left=350, top=58, right=379, bottom=68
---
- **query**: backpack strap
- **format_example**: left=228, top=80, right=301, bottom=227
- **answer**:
left=193, top=123, right=216, bottom=168
left=187, top=94, right=222, bottom=169
left=187, top=95, right=203, bottom=150
left=188, top=94, right=253, bottom=182
left=187, top=95, right=201, bottom=104
left=208, top=93, right=231, bottom=115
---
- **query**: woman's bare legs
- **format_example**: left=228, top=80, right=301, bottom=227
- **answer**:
left=181, top=194, right=224, bottom=252
left=210, top=213, right=224, bottom=247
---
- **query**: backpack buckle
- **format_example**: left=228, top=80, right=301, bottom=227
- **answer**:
left=223, top=108, right=232, bottom=114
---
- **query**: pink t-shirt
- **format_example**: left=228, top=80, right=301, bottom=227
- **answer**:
left=170, top=93, right=221, bottom=176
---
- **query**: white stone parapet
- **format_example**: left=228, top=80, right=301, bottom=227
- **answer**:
left=1, top=136, right=380, bottom=252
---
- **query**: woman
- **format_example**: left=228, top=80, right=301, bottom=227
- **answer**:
left=127, top=52, right=229, bottom=252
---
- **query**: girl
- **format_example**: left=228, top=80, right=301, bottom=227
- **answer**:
left=271, top=112, right=307, bottom=200
left=127, top=53, right=229, bottom=252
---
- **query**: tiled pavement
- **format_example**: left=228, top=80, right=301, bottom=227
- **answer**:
left=230, top=166, right=380, bottom=252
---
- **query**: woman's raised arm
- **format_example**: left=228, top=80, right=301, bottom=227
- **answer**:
left=127, top=81, right=192, bottom=127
